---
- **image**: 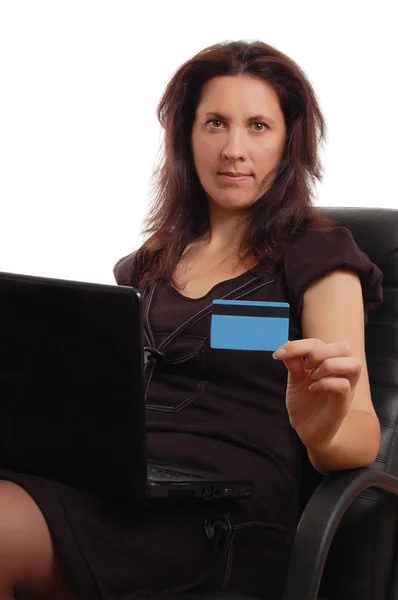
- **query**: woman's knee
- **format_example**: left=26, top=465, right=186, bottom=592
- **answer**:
left=0, top=480, right=72, bottom=597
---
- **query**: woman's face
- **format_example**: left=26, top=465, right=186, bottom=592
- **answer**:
left=191, top=75, right=286, bottom=213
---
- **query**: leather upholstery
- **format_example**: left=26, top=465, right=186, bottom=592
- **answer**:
left=317, top=207, right=398, bottom=600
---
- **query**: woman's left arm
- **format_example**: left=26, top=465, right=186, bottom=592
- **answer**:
left=273, top=269, right=381, bottom=474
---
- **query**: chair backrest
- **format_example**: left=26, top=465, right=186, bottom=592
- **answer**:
left=302, top=207, right=398, bottom=600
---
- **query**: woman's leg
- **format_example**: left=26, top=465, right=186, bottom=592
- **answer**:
left=0, top=481, right=76, bottom=600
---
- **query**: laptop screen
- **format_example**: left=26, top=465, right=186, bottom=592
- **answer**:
left=0, top=271, right=147, bottom=499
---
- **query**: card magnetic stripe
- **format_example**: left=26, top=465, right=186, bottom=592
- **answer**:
left=211, top=303, right=289, bottom=318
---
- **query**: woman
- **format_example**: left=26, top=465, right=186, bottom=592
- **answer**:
left=0, top=40, right=382, bottom=600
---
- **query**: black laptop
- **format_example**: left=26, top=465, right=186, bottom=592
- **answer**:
left=0, top=271, right=253, bottom=503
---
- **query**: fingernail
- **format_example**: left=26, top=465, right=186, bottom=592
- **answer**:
left=272, top=349, right=287, bottom=359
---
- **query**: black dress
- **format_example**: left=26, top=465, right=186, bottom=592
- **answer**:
left=0, top=226, right=383, bottom=600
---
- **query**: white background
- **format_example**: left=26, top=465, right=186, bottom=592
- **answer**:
left=1, top=1, right=396, bottom=284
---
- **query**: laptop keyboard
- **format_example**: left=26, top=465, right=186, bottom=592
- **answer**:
left=147, top=465, right=203, bottom=481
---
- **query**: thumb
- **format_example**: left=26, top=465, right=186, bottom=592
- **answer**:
left=282, top=356, right=310, bottom=384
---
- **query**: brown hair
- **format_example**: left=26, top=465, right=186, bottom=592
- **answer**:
left=136, top=39, right=336, bottom=288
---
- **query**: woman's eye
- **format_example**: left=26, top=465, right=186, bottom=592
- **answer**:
left=208, top=119, right=223, bottom=128
left=252, top=122, right=268, bottom=132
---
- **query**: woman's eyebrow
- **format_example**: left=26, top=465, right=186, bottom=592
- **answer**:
left=203, top=111, right=275, bottom=124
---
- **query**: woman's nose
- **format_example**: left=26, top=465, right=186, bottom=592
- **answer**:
left=221, top=131, right=247, bottom=162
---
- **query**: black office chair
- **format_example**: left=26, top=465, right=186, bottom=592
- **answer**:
left=178, top=207, right=398, bottom=600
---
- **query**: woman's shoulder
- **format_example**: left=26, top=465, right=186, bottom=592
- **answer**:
left=285, top=224, right=361, bottom=253
left=282, top=225, right=383, bottom=317
left=113, top=250, right=138, bottom=287
left=283, top=225, right=378, bottom=273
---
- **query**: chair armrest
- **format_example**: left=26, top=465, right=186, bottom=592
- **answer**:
left=282, top=467, right=398, bottom=600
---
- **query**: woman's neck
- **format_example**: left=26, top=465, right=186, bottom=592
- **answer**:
left=205, top=203, right=247, bottom=252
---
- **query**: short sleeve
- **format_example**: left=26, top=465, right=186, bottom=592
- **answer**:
left=113, top=251, right=138, bottom=287
left=283, top=226, right=383, bottom=321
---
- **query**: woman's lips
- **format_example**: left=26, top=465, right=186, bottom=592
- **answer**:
left=218, top=173, right=251, bottom=183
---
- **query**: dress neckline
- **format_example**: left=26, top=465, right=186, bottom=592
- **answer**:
left=167, top=267, right=258, bottom=302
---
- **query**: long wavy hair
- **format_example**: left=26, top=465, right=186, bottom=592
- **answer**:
left=136, top=40, right=336, bottom=288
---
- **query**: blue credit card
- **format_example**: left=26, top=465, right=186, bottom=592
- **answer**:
left=210, top=299, right=290, bottom=352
